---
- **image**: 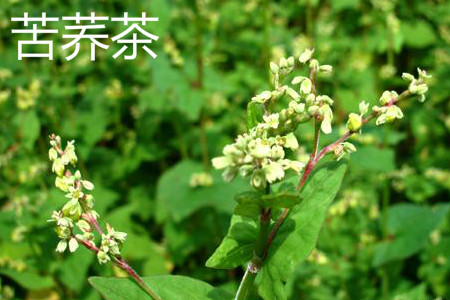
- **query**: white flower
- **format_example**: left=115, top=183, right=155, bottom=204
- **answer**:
left=52, top=158, right=65, bottom=177
left=346, top=113, right=362, bottom=132
left=249, top=142, right=271, bottom=159
left=299, top=48, right=314, bottom=64
left=212, top=156, right=232, bottom=169
left=379, top=90, right=398, bottom=105
left=319, top=104, right=333, bottom=134
left=359, top=101, right=370, bottom=115
left=56, top=240, right=67, bottom=253
left=289, top=101, right=305, bottom=114
left=318, top=65, right=333, bottom=74
left=270, top=62, right=279, bottom=74
left=270, top=145, right=285, bottom=160
left=97, top=250, right=110, bottom=264
left=48, top=148, right=58, bottom=161
left=286, top=88, right=300, bottom=100
left=300, top=78, right=312, bottom=94
left=291, top=76, right=306, bottom=85
left=402, top=73, right=414, bottom=82
left=68, top=237, right=79, bottom=252
left=252, top=91, right=272, bottom=103
left=316, top=95, right=334, bottom=105
left=82, top=180, right=95, bottom=190
left=284, top=133, right=299, bottom=149
left=263, top=113, right=280, bottom=129
left=263, top=162, right=285, bottom=183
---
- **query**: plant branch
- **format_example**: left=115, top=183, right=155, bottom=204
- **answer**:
left=75, top=236, right=163, bottom=300
left=260, top=89, right=413, bottom=266
left=234, top=185, right=271, bottom=300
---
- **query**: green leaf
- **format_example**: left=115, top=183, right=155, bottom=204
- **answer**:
left=89, top=275, right=232, bottom=300
left=0, top=269, right=54, bottom=290
left=392, top=284, right=427, bottom=300
left=261, top=191, right=301, bottom=210
left=16, top=110, right=40, bottom=150
left=205, top=214, right=258, bottom=269
left=373, top=203, right=450, bottom=267
left=233, top=187, right=301, bottom=219
left=58, top=248, right=94, bottom=292
left=247, top=102, right=264, bottom=130
left=256, top=160, right=348, bottom=300
left=350, top=146, right=395, bottom=173
left=402, top=21, right=437, bottom=49
left=233, top=191, right=262, bottom=219
left=155, top=160, right=247, bottom=222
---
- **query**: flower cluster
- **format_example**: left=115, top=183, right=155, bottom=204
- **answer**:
left=372, top=69, right=431, bottom=125
left=48, top=134, right=127, bottom=265
left=97, top=224, right=127, bottom=264
left=213, top=50, right=432, bottom=190
left=212, top=129, right=303, bottom=189
left=16, top=79, right=41, bottom=110
left=213, top=48, right=338, bottom=189
left=189, top=172, right=214, bottom=188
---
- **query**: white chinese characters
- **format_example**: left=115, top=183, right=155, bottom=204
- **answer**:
left=11, top=12, right=159, bottom=61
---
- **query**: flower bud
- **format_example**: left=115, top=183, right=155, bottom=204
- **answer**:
left=318, top=65, right=333, bottom=74
left=48, top=148, right=58, bottom=161
left=68, top=237, right=79, bottom=252
left=270, top=62, right=279, bottom=74
left=56, top=240, right=67, bottom=253
left=316, top=95, right=333, bottom=105
left=359, top=101, right=369, bottom=115
left=291, top=76, right=306, bottom=85
left=300, top=78, right=312, bottom=94
left=309, top=59, right=319, bottom=70
left=287, top=56, right=295, bottom=67
left=308, top=105, right=319, bottom=116
left=52, top=158, right=65, bottom=177
left=346, top=113, right=362, bottom=132
left=284, top=133, right=299, bottom=149
left=286, top=88, right=300, bottom=101
left=415, top=84, right=428, bottom=95
left=212, top=156, right=231, bottom=170
left=263, top=113, right=280, bottom=129
left=305, top=94, right=316, bottom=106
left=299, top=48, right=314, bottom=64
left=289, top=101, right=305, bottom=114
left=251, top=170, right=266, bottom=189
left=402, top=73, right=414, bottom=82
left=379, top=90, right=398, bottom=105
left=82, top=180, right=94, bottom=190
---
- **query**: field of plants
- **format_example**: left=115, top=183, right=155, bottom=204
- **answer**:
left=1, top=0, right=450, bottom=299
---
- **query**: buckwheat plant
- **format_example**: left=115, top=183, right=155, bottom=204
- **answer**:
left=47, top=134, right=162, bottom=300
left=46, top=49, right=431, bottom=300
left=210, top=49, right=431, bottom=300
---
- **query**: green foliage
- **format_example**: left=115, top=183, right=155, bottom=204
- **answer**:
left=0, top=0, right=449, bottom=299
left=257, top=160, right=348, bottom=300
left=89, top=275, right=232, bottom=300
left=205, top=215, right=258, bottom=269
left=373, top=203, right=450, bottom=267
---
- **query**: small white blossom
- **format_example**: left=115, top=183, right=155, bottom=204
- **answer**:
left=299, top=48, right=314, bottom=64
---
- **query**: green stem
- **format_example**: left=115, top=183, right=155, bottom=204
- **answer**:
left=234, top=266, right=257, bottom=300
left=194, top=1, right=209, bottom=171
left=234, top=185, right=271, bottom=300
left=263, top=0, right=271, bottom=83
left=380, top=180, right=390, bottom=298
left=306, top=0, right=313, bottom=42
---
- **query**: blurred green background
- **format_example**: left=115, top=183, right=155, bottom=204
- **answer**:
left=1, top=0, right=450, bottom=299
